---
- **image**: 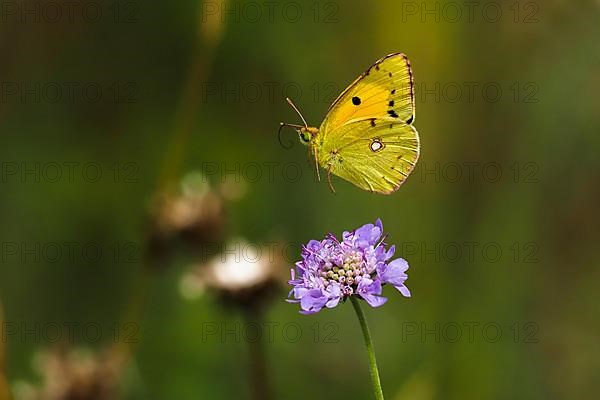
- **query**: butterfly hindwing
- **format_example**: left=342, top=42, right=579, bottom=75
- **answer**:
left=319, top=53, right=415, bottom=136
left=317, top=118, right=420, bottom=194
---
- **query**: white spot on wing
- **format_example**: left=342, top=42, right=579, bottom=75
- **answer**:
left=370, top=140, right=383, bottom=152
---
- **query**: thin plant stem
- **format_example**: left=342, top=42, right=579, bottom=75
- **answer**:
left=351, top=296, right=385, bottom=400
left=0, top=301, right=11, bottom=400
left=156, top=0, right=227, bottom=192
left=243, top=308, right=271, bottom=400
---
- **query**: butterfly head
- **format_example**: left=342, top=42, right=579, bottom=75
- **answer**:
left=279, top=98, right=319, bottom=147
left=298, top=127, right=319, bottom=145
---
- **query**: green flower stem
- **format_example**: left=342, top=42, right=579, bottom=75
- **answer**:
left=351, top=296, right=385, bottom=400
left=244, top=308, right=271, bottom=400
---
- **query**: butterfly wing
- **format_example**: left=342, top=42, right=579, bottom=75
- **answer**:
left=320, top=52, right=415, bottom=137
left=317, top=118, right=420, bottom=194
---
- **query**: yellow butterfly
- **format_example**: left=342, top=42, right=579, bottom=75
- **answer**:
left=279, top=53, right=420, bottom=194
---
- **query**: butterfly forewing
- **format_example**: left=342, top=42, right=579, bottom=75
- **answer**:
left=319, top=53, right=415, bottom=136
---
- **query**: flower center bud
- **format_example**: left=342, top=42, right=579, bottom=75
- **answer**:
left=320, top=250, right=367, bottom=294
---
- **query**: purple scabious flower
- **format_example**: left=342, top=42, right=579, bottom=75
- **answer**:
left=288, top=219, right=410, bottom=314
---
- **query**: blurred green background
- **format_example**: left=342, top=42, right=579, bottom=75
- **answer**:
left=1, top=0, right=599, bottom=399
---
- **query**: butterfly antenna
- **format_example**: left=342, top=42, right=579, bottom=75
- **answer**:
left=286, top=97, right=308, bottom=128
left=278, top=122, right=305, bottom=148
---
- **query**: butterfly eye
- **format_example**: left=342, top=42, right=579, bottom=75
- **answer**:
left=300, top=132, right=310, bottom=143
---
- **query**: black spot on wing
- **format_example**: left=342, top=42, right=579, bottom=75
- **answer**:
left=406, top=115, right=414, bottom=125
left=389, top=100, right=395, bottom=107
left=370, top=118, right=376, bottom=127
left=352, top=96, right=361, bottom=106
left=388, top=110, right=399, bottom=118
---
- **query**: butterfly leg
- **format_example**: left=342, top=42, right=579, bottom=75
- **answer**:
left=327, top=166, right=336, bottom=193
left=313, top=145, right=321, bottom=182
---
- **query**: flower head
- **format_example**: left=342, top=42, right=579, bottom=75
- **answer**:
left=288, top=219, right=410, bottom=314
left=13, top=346, right=127, bottom=400
left=181, top=239, right=286, bottom=311
left=146, top=172, right=227, bottom=270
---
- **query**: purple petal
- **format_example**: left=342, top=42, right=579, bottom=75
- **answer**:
left=379, top=258, right=411, bottom=297
left=385, top=245, right=395, bottom=260
left=396, top=284, right=411, bottom=297
left=375, top=219, right=383, bottom=237
left=380, top=258, right=409, bottom=286
left=325, top=284, right=342, bottom=308
left=306, top=240, right=322, bottom=251
left=357, top=278, right=387, bottom=308
left=389, top=258, right=409, bottom=273
left=363, top=294, right=388, bottom=307
left=293, top=286, right=309, bottom=299
left=300, top=288, right=328, bottom=314
left=354, top=222, right=382, bottom=248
